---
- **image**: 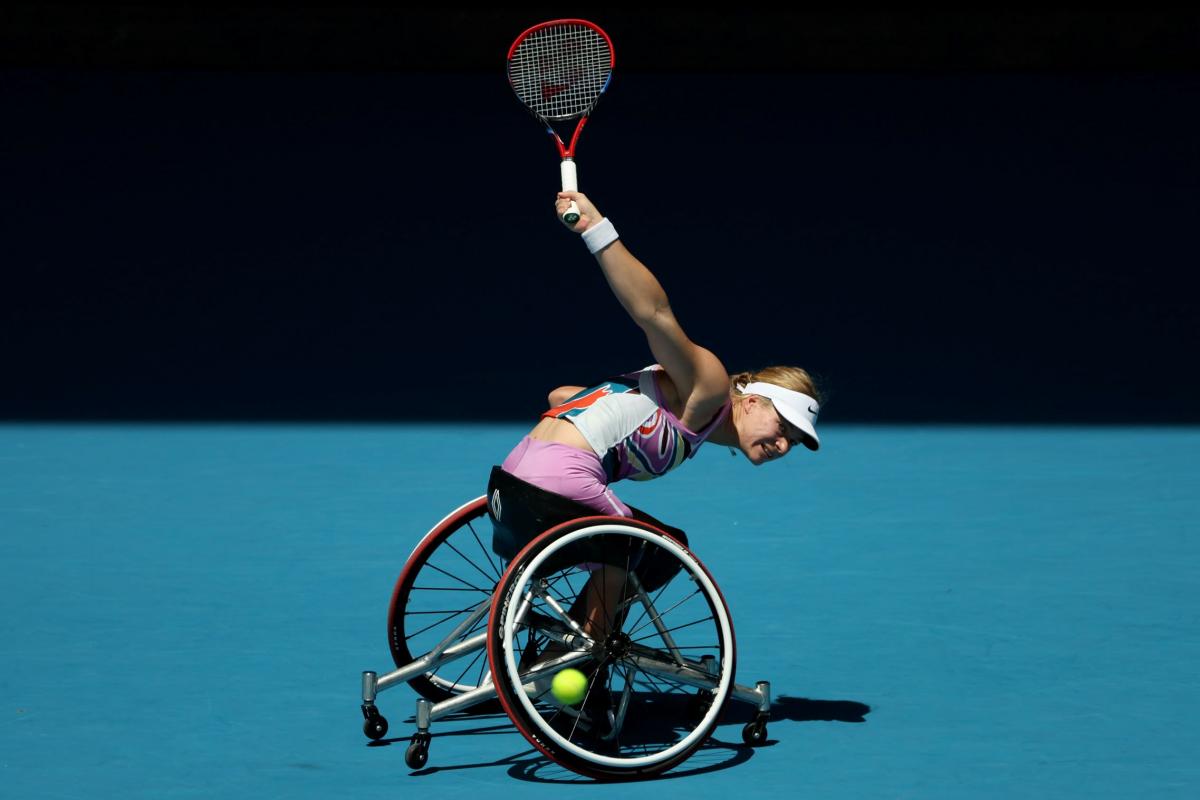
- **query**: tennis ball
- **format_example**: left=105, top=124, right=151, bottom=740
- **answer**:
left=550, top=668, right=589, bottom=706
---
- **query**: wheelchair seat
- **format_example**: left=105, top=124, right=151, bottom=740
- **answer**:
left=487, top=466, right=600, bottom=560
left=487, top=466, right=689, bottom=590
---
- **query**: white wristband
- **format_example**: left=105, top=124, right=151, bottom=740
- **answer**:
left=581, top=217, right=619, bottom=254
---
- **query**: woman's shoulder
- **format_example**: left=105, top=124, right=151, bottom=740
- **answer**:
left=648, top=366, right=728, bottom=428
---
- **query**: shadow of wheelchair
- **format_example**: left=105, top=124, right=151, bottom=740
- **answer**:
left=722, top=694, right=872, bottom=725
left=508, top=692, right=872, bottom=782
left=393, top=693, right=872, bottom=782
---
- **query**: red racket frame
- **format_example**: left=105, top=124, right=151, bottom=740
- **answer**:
left=506, top=19, right=615, bottom=160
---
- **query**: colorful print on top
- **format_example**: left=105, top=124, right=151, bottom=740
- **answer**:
left=543, top=367, right=729, bottom=484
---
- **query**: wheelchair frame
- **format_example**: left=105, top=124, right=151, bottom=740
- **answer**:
left=359, top=496, right=773, bottom=778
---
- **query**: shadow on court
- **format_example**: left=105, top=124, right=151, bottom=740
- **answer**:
left=371, top=696, right=869, bottom=782
left=395, top=741, right=754, bottom=784
left=507, top=738, right=756, bottom=783
left=726, top=695, right=872, bottom=725
left=367, top=711, right=515, bottom=748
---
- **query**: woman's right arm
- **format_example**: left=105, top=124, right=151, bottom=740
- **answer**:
left=554, top=191, right=729, bottom=423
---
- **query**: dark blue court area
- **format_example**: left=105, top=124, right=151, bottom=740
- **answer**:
left=3, top=423, right=1196, bottom=797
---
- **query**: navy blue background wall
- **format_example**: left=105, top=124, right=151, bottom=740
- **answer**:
left=3, top=10, right=1197, bottom=422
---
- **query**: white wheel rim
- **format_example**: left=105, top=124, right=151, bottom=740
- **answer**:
left=500, top=524, right=734, bottom=769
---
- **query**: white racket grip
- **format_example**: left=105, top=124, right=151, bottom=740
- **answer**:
left=560, top=158, right=580, bottom=223
left=560, top=158, right=578, bottom=191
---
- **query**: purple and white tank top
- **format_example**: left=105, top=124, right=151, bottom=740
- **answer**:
left=542, top=366, right=730, bottom=483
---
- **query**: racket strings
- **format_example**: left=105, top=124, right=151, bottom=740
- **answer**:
left=509, top=23, right=612, bottom=121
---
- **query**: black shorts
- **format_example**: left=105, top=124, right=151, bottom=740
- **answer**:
left=487, top=466, right=688, bottom=592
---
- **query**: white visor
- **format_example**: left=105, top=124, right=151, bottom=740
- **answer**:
left=739, top=382, right=821, bottom=451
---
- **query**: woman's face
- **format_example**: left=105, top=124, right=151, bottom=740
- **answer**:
left=737, top=395, right=805, bottom=465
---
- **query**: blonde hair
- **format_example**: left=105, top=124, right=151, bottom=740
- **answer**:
left=729, top=366, right=822, bottom=405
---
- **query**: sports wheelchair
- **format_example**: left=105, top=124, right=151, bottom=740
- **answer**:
left=358, top=468, right=772, bottom=780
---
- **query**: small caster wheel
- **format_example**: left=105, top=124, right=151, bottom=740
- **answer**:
left=405, top=733, right=431, bottom=769
left=742, top=719, right=768, bottom=746
left=363, top=715, right=388, bottom=740
left=361, top=705, right=388, bottom=740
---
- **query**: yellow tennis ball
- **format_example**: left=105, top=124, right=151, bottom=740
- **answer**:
left=550, top=668, right=589, bottom=706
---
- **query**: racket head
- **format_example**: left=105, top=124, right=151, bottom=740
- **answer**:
left=507, top=19, right=614, bottom=123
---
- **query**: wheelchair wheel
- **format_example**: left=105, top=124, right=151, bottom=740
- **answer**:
left=388, top=496, right=505, bottom=708
left=487, top=518, right=736, bottom=780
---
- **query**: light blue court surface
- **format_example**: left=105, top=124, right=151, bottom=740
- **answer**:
left=2, top=424, right=1197, bottom=798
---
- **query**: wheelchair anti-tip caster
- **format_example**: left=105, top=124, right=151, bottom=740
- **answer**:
left=741, top=713, right=769, bottom=746
left=405, top=732, right=431, bottom=769
left=362, top=704, right=389, bottom=740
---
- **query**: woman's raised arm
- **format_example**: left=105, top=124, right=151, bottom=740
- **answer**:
left=555, top=191, right=729, bottom=421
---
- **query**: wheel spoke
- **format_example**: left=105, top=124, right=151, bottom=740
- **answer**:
left=423, top=561, right=492, bottom=595
left=444, top=642, right=488, bottom=693
left=629, top=614, right=716, bottom=644
left=442, top=537, right=501, bottom=587
left=622, top=579, right=672, bottom=637
left=466, top=519, right=504, bottom=581
left=404, top=602, right=485, bottom=641
left=624, top=587, right=703, bottom=640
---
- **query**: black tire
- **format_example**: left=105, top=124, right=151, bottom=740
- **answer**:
left=404, top=738, right=429, bottom=769
left=742, top=720, right=768, bottom=746
left=363, top=713, right=389, bottom=741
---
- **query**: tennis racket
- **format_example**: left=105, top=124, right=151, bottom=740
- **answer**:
left=507, top=19, right=615, bottom=225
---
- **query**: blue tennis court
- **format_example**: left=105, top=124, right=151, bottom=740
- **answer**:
left=3, top=423, right=1196, bottom=797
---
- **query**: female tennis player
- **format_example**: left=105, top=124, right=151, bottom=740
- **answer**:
left=498, top=189, right=821, bottom=508
left=487, top=190, right=823, bottom=646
